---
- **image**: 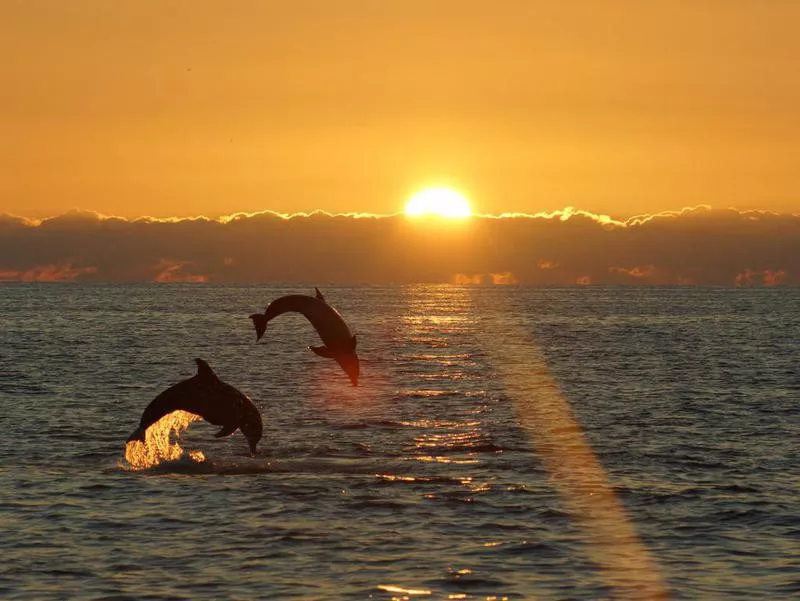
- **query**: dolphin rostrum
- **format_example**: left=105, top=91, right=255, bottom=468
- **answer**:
left=249, top=289, right=360, bottom=386
left=126, top=358, right=263, bottom=456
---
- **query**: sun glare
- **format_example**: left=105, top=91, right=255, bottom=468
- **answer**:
left=404, top=187, right=472, bottom=219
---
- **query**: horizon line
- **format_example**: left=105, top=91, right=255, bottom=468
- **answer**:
left=3, top=204, right=799, bottom=229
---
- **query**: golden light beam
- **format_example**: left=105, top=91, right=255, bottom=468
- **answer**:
left=479, top=303, right=669, bottom=599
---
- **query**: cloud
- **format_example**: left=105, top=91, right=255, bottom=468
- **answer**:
left=153, top=260, right=208, bottom=283
left=452, top=273, right=484, bottom=285
left=735, top=268, right=788, bottom=287
left=609, top=265, right=656, bottom=280
left=0, top=263, right=97, bottom=282
left=0, top=206, right=798, bottom=285
left=451, top=272, right=519, bottom=285
left=489, top=272, right=518, bottom=285
left=537, top=260, right=558, bottom=270
left=486, top=206, right=625, bottom=229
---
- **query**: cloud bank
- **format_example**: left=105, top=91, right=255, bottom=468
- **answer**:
left=1, top=207, right=798, bottom=285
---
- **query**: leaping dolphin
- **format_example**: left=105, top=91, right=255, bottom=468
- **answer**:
left=126, top=358, right=263, bottom=456
left=249, top=288, right=360, bottom=386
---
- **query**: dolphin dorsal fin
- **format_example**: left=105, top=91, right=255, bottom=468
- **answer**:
left=315, top=287, right=326, bottom=302
left=194, top=358, right=218, bottom=381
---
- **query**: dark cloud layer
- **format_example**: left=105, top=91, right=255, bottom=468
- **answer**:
left=1, top=207, right=798, bottom=285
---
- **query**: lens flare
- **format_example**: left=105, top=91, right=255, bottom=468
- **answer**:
left=121, top=410, right=206, bottom=471
left=480, top=307, right=669, bottom=598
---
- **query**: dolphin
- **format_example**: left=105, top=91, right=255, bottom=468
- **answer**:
left=126, top=358, right=263, bottom=456
left=249, top=289, right=360, bottom=386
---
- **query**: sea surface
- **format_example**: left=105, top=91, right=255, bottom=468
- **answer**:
left=1, top=284, right=798, bottom=600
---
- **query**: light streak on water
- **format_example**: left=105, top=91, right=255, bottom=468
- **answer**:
left=481, top=301, right=670, bottom=600
left=377, top=583, right=432, bottom=597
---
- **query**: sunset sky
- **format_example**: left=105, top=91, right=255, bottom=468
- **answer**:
left=2, top=1, right=799, bottom=219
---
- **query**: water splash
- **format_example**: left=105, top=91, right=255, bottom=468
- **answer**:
left=121, top=410, right=207, bottom=471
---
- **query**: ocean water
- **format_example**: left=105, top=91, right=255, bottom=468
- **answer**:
left=1, top=284, right=798, bottom=600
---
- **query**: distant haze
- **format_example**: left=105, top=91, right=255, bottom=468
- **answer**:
left=1, top=207, right=797, bottom=286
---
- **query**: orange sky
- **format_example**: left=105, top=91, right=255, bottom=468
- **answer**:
left=2, top=1, right=799, bottom=219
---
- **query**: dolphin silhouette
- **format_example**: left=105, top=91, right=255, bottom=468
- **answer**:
left=126, top=358, right=263, bottom=456
left=249, top=289, right=360, bottom=386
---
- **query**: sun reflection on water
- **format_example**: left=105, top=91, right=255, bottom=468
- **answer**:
left=377, top=583, right=432, bottom=597
left=121, top=410, right=206, bottom=471
left=405, top=455, right=479, bottom=465
left=402, top=284, right=667, bottom=598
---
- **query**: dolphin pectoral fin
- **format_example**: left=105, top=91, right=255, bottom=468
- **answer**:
left=214, top=423, right=239, bottom=438
left=347, top=335, right=357, bottom=352
left=310, top=345, right=335, bottom=358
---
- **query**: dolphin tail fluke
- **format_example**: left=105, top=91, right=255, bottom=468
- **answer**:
left=310, top=345, right=335, bottom=358
left=249, top=313, right=268, bottom=342
left=126, top=426, right=146, bottom=444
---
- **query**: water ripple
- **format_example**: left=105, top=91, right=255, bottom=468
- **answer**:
left=0, top=284, right=797, bottom=599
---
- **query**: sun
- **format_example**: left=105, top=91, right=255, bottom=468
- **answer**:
left=404, top=187, right=472, bottom=219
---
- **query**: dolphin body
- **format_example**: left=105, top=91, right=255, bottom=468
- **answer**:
left=126, top=358, right=263, bottom=456
left=249, top=288, right=360, bottom=386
